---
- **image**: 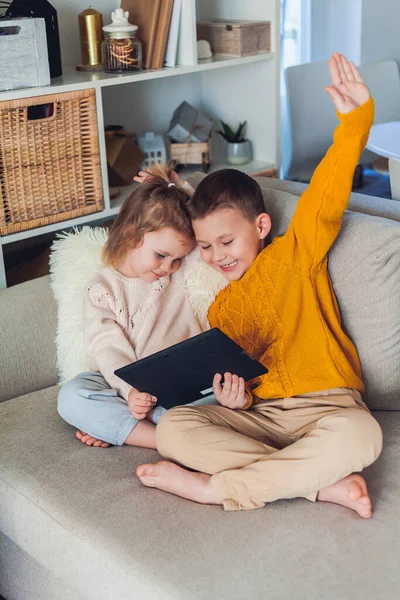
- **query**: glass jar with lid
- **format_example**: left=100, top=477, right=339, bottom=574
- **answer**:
left=102, top=9, right=143, bottom=73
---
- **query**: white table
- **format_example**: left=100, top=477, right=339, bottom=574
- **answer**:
left=366, top=121, right=400, bottom=159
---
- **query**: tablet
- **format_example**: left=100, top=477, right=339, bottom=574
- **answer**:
left=114, top=328, right=267, bottom=410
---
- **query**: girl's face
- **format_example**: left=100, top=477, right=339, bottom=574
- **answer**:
left=118, top=228, right=194, bottom=282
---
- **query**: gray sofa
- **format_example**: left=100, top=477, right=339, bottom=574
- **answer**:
left=1, top=177, right=400, bottom=600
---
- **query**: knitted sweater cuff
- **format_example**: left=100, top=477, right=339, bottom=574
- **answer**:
left=336, top=96, right=375, bottom=138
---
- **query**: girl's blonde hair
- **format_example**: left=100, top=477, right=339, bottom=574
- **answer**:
left=102, top=163, right=194, bottom=268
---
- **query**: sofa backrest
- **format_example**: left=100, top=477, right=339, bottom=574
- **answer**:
left=0, top=276, right=58, bottom=402
left=188, top=173, right=400, bottom=410
left=254, top=176, right=400, bottom=222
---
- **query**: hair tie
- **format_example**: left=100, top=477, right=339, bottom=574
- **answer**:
left=168, top=183, right=175, bottom=188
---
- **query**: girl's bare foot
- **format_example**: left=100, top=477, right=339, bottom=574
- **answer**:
left=76, top=429, right=110, bottom=448
left=137, top=461, right=221, bottom=505
left=317, top=474, right=372, bottom=518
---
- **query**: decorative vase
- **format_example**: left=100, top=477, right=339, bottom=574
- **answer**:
left=226, top=140, right=252, bottom=165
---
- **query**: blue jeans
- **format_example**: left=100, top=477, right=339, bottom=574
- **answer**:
left=58, top=372, right=217, bottom=446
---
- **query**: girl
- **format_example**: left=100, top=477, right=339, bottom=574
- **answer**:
left=58, top=164, right=214, bottom=449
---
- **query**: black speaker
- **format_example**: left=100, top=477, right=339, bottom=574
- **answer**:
left=6, top=0, right=62, bottom=78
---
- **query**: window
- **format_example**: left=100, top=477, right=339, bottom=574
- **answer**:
left=281, top=0, right=311, bottom=92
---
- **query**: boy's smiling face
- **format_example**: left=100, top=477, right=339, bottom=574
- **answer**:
left=193, top=207, right=271, bottom=281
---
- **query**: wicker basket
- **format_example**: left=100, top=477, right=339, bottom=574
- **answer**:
left=0, top=89, right=103, bottom=236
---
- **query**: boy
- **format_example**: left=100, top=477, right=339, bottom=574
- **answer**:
left=137, top=53, right=383, bottom=516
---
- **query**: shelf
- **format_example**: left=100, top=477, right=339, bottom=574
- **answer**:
left=0, top=159, right=275, bottom=245
left=0, top=53, right=275, bottom=101
left=0, top=210, right=112, bottom=245
left=109, top=159, right=276, bottom=214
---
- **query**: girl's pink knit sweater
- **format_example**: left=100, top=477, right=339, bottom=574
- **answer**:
left=84, top=264, right=202, bottom=399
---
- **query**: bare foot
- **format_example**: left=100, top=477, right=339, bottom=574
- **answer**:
left=317, top=474, right=372, bottom=518
left=137, top=461, right=221, bottom=505
left=76, top=429, right=110, bottom=448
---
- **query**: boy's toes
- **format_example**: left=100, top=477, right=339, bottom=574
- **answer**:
left=359, top=503, right=372, bottom=519
left=359, top=496, right=371, bottom=507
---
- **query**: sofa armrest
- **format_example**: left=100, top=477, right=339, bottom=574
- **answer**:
left=0, top=276, right=58, bottom=403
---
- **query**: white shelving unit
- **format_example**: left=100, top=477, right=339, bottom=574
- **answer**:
left=0, top=0, right=280, bottom=288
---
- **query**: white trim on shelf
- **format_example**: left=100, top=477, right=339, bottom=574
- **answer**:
left=0, top=53, right=275, bottom=101
left=0, top=211, right=111, bottom=245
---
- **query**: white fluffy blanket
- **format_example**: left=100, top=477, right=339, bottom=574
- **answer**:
left=49, top=227, right=227, bottom=382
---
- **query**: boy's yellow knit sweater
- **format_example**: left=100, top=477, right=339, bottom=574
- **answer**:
left=208, top=98, right=375, bottom=400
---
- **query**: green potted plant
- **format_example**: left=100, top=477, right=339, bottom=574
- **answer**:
left=217, top=120, right=252, bottom=165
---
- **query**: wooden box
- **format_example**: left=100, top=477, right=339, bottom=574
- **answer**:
left=196, top=20, right=271, bottom=57
left=105, top=130, right=145, bottom=186
left=170, top=139, right=211, bottom=173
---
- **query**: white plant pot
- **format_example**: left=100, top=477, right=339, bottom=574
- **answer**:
left=226, top=140, right=252, bottom=165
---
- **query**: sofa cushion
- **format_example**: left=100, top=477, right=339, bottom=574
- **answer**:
left=187, top=174, right=400, bottom=410
left=0, top=389, right=399, bottom=600
left=0, top=276, right=58, bottom=403
left=0, top=531, right=84, bottom=600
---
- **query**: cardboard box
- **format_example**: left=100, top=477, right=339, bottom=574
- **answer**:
left=196, top=20, right=271, bottom=57
left=105, top=131, right=145, bottom=186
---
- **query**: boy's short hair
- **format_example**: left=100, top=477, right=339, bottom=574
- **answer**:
left=187, top=169, right=265, bottom=222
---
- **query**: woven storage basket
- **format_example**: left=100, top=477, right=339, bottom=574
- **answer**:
left=0, top=89, right=103, bottom=236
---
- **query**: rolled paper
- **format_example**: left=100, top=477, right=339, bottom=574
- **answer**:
left=78, top=8, right=103, bottom=66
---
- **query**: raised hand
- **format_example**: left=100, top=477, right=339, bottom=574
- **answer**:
left=324, top=52, right=370, bottom=114
left=213, top=372, right=250, bottom=410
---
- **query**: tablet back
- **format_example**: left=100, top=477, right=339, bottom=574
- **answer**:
left=114, top=328, right=267, bottom=409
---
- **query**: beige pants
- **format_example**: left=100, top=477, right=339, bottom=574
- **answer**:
left=156, top=388, right=383, bottom=511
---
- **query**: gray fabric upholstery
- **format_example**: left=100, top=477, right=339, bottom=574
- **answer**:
left=0, top=276, right=58, bottom=403
left=0, top=531, right=84, bottom=600
left=0, top=387, right=399, bottom=600
left=254, top=175, right=400, bottom=222
left=187, top=173, right=400, bottom=410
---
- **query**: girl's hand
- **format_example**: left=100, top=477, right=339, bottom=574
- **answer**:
left=170, top=170, right=185, bottom=188
left=128, top=387, right=157, bottom=420
left=133, top=170, right=151, bottom=184
left=213, top=372, right=250, bottom=410
left=133, top=170, right=185, bottom=187
left=324, top=52, right=370, bottom=114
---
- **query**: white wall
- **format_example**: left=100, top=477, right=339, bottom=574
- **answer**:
left=310, top=0, right=362, bottom=63
left=360, top=0, right=400, bottom=64
left=52, top=0, right=115, bottom=68
left=310, top=0, right=400, bottom=66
